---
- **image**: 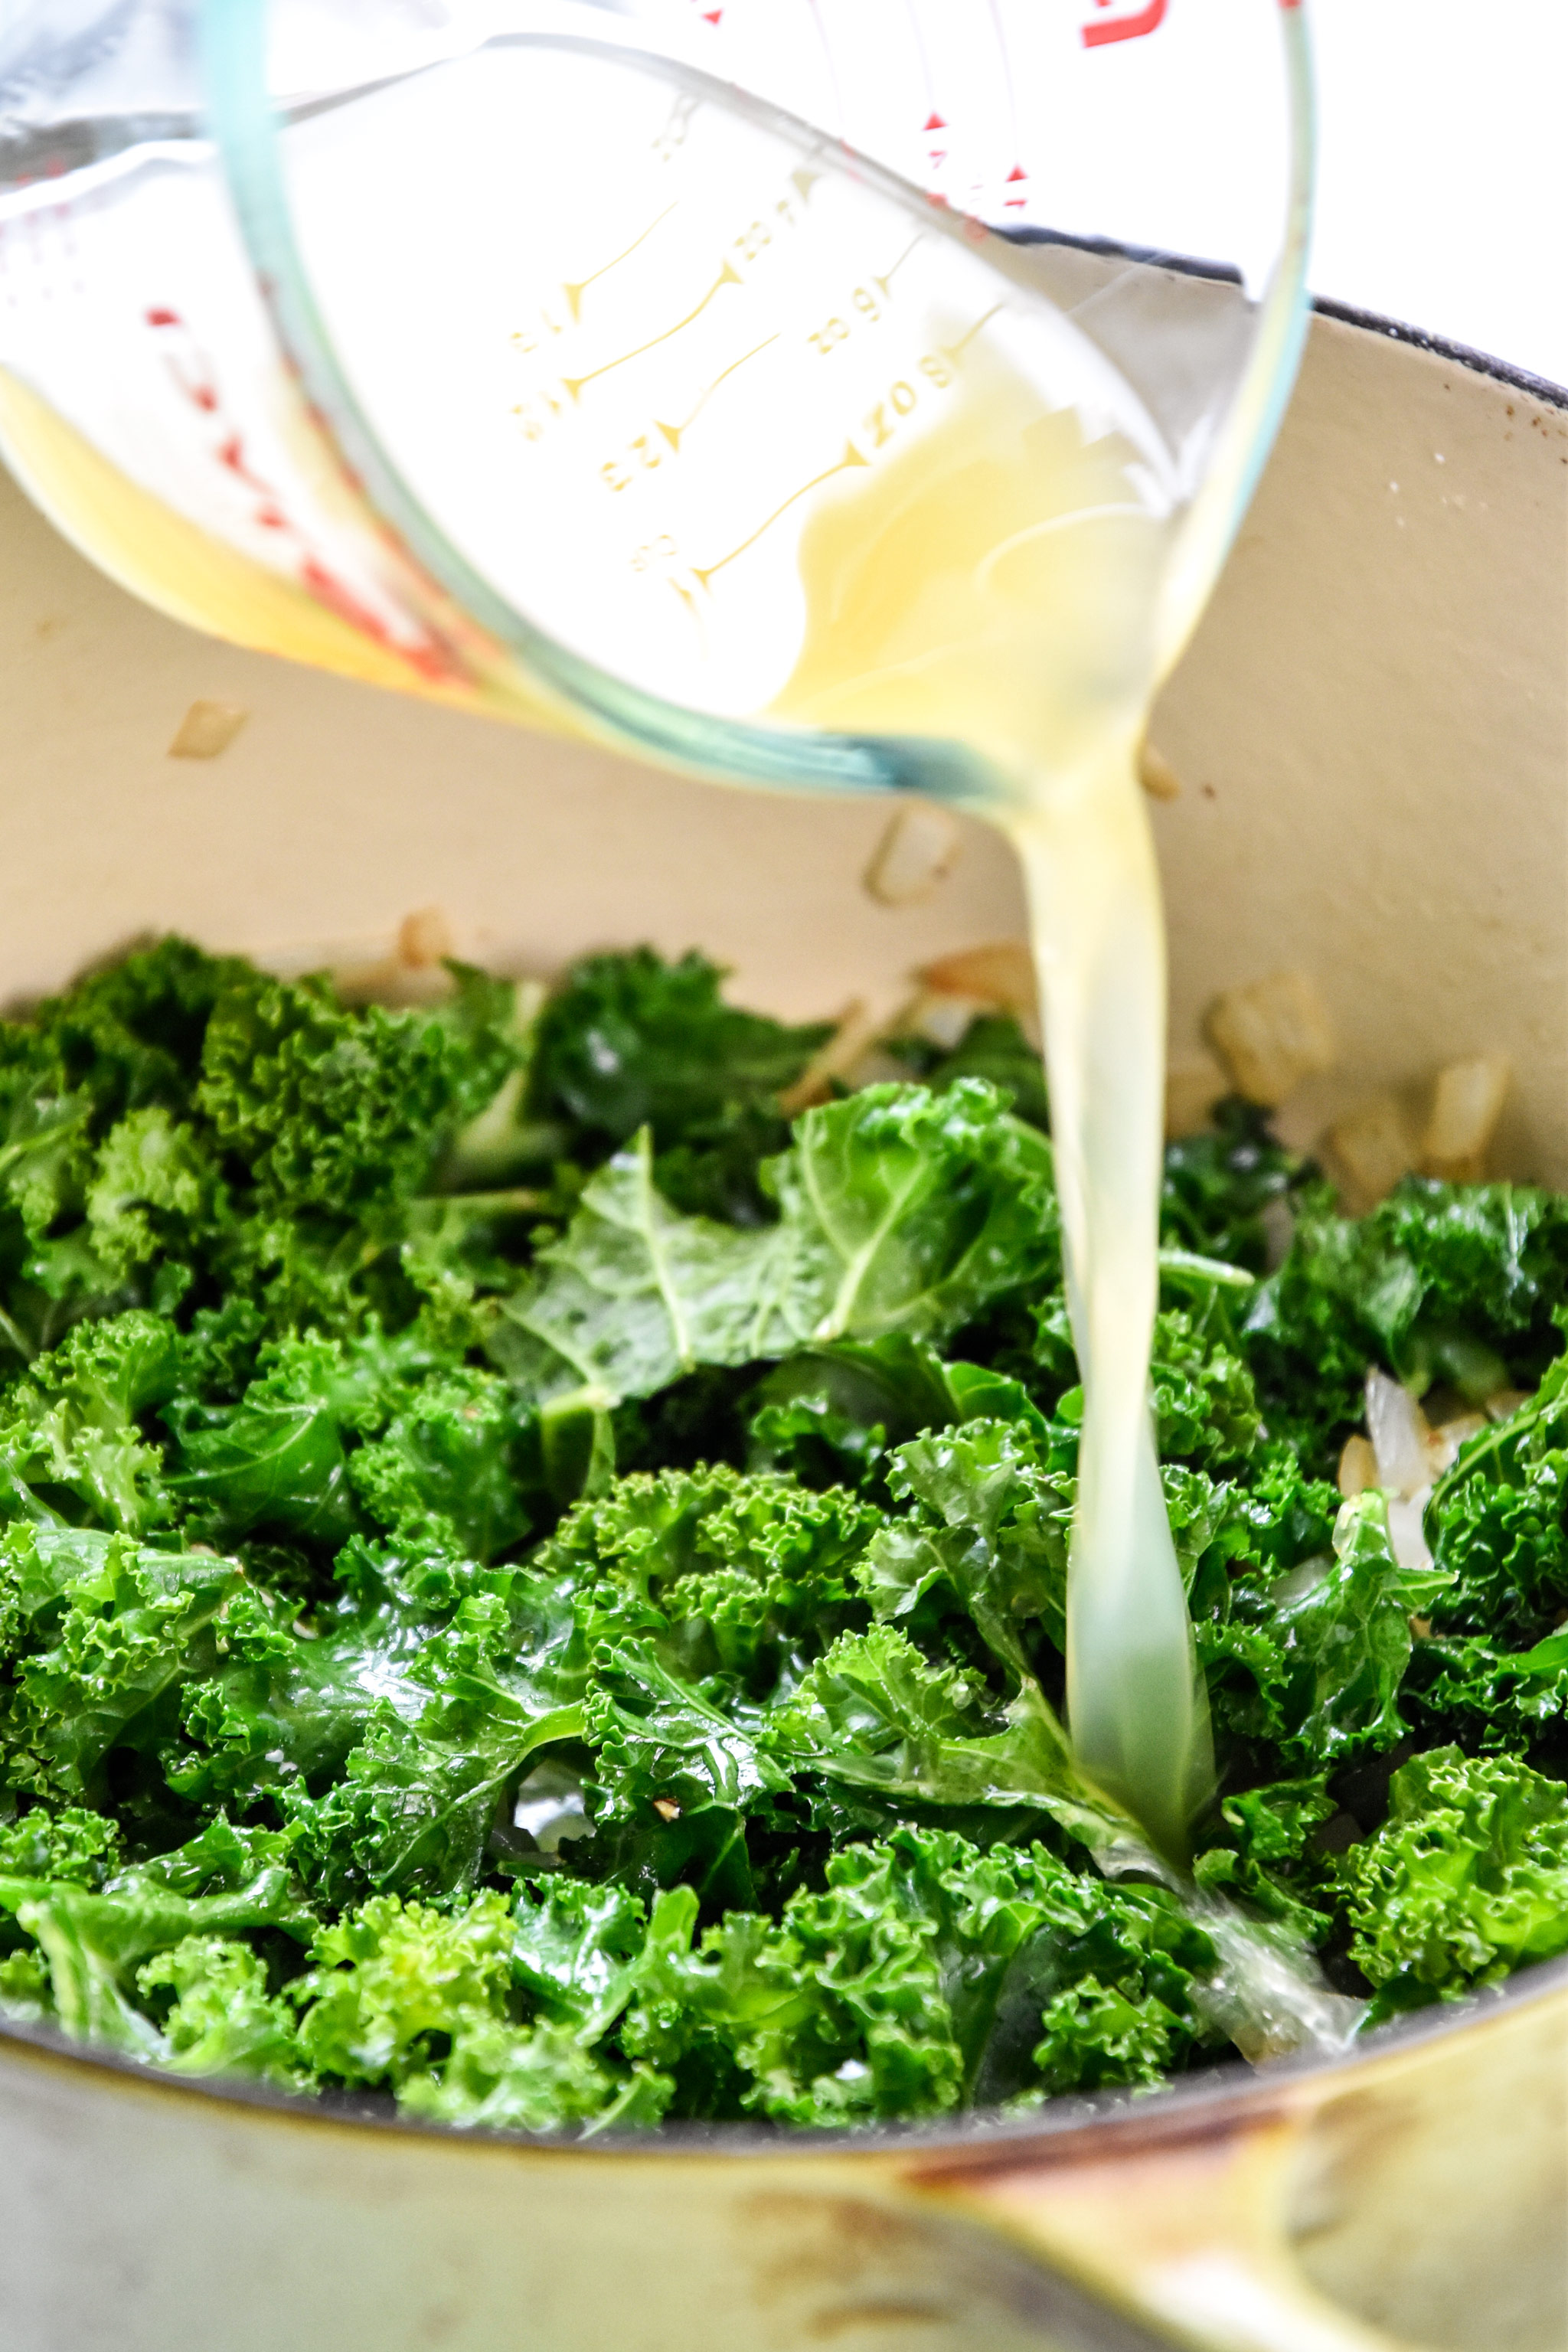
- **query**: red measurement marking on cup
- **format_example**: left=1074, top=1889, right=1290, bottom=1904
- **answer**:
left=142, top=305, right=461, bottom=684
left=1082, top=0, right=1167, bottom=47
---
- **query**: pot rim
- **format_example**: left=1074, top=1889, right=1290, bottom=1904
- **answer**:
left=2, top=1946, right=1566, bottom=2162
left=1309, top=292, right=1568, bottom=410
left=0, top=294, right=1563, bottom=2166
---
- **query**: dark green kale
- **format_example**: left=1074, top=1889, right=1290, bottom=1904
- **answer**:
left=1343, top=1749, right=1568, bottom=2010
left=890, top=1013, right=1050, bottom=1132
left=0, top=936, right=1563, bottom=2131
left=1245, top=1178, right=1568, bottom=1472
left=526, top=947, right=831, bottom=1221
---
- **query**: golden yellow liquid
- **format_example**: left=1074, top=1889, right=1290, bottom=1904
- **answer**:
left=0, top=368, right=571, bottom=732
left=769, top=357, right=1204, bottom=1859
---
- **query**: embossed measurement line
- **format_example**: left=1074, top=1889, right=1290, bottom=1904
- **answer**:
left=561, top=259, right=743, bottom=399
left=691, top=439, right=870, bottom=586
left=655, top=334, right=779, bottom=452
left=562, top=203, right=678, bottom=322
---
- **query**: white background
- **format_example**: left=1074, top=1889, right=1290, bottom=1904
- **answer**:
left=1308, top=0, right=1566, bottom=388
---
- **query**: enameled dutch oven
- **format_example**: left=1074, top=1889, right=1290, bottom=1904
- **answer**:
left=0, top=303, right=1564, bottom=2352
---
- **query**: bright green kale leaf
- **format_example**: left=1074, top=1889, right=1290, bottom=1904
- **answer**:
left=746, top=1334, right=1044, bottom=1497
left=1200, top=1492, right=1449, bottom=1770
left=0, top=1524, right=241, bottom=1799
left=346, top=1366, right=530, bottom=1560
left=485, top=1132, right=773, bottom=1405
left=165, top=1334, right=378, bottom=1549
left=1343, top=1748, right=1568, bottom=2003
left=585, top=1634, right=795, bottom=1828
left=538, top=1464, right=880, bottom=1681
left=1194, top=1775, right=1340, bottom=1945
left=861, top=1421, right=1068, bottom=1675
left=198, top=965, right=514, bottom=1212
left=490, top=1083, right=1057, bottom=1407
left=0, top=1815, right=312, bottom=2055
left=1425, top=1362, right=1568, bottom=1642
left=0, top=1803, right=124, bottom=1887
left=769, top=1625, right=1131, bottom=1864
left=1246, top=1179, right=1568, bottom=1468
left=0, top=1311, right=179, bottom=1534
left=83, top=1109, right=225, bottom=1289
left=292, top=1886, right=665, bottom=2132
left=621, top=1827, right=1214, bottom=2124
left=762, top=1082, right=1057, bottom=1349
left=1148, top=1305, right=1263, bottom=1472
left=528, top=947, right=828, bottom=1157
left=279, top=1575, right=586, bottom=1906
left=136, top=1934, right=307, bottom=2086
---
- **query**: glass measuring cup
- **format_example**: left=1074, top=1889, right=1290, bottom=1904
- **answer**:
left=0, top=0, right=1312, bottom=791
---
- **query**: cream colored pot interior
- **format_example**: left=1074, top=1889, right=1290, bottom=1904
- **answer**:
left=2, top=314, right=1564, bottom=1183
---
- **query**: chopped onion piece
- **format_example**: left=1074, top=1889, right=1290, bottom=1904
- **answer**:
left=1203, top=969, right=1335, bottom=1107
left=863, top=803, right=963, bottom=906
left=777, top=1000, right=882, bottom=1115
left=1138, top=740, right=1182, bottom=801
left=1338, top=1434, right=1378, bottom=1498
left=1420, top=1055, right=1511, bottom=1182
left=1365, top=1368, right=1434, bottom=1500
left=1321, top=1095, right=1414, bottom=1214
left=918, top=939, right=1038, bottom=1014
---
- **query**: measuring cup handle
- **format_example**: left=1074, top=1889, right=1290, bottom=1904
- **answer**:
left=901, top=1971, right=1568, bottom=2352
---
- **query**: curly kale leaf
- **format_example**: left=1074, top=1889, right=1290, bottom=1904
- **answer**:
left=136, top=1934, right=308, bottom=2086
left=1199, top=1492, right=1449, bottom=1771
left=0, top=1524, right=242, bottom=1799
left=2, top=939, right=240, bottom=1132
left=198, top=966, right=513, bottom=1212
left=292, top=1885, right=668, bottom=2132
left=862, top=1421, right=1069, bottom=1677
left=528, top=946, right=828, bottom=1155
left=486, top=1131, right=774, bottom=1406
left=276, top=1573, right=586, bottom=1906
left=621, top=1826, right=1214, bottom=2124
left=165, top=1329, right=534, bottom=1560
left=490, top=1083, right=1057, bottom=1406
left=763, top=1081, right=1058, bottom=1348
left=345, top=1366, right=531, bottom=1560
left=0, top=1803, right=124, bottom=1889
left=164, top=1333, right=384, bottom=1549
left=0, top=1814, right=312, bottom=2055
left=768, top=1625, right=1132, bottom=1865
left=585, top=1636, right=795, bottom=1825
left=1194, top=1775, right=1340, bottom=1946
left=745, top=1334, right=1043, bottom=1497
left=1343, top=1748, right=1568, bottom=2004
left=539, top=1464, right=880, bottom=1683
left=0, top=1310, right=179, bottom=1534
left=1425, top=1361, right=1568, bottom=1642
left=1246, top=1179, right=1568, bottom=1468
